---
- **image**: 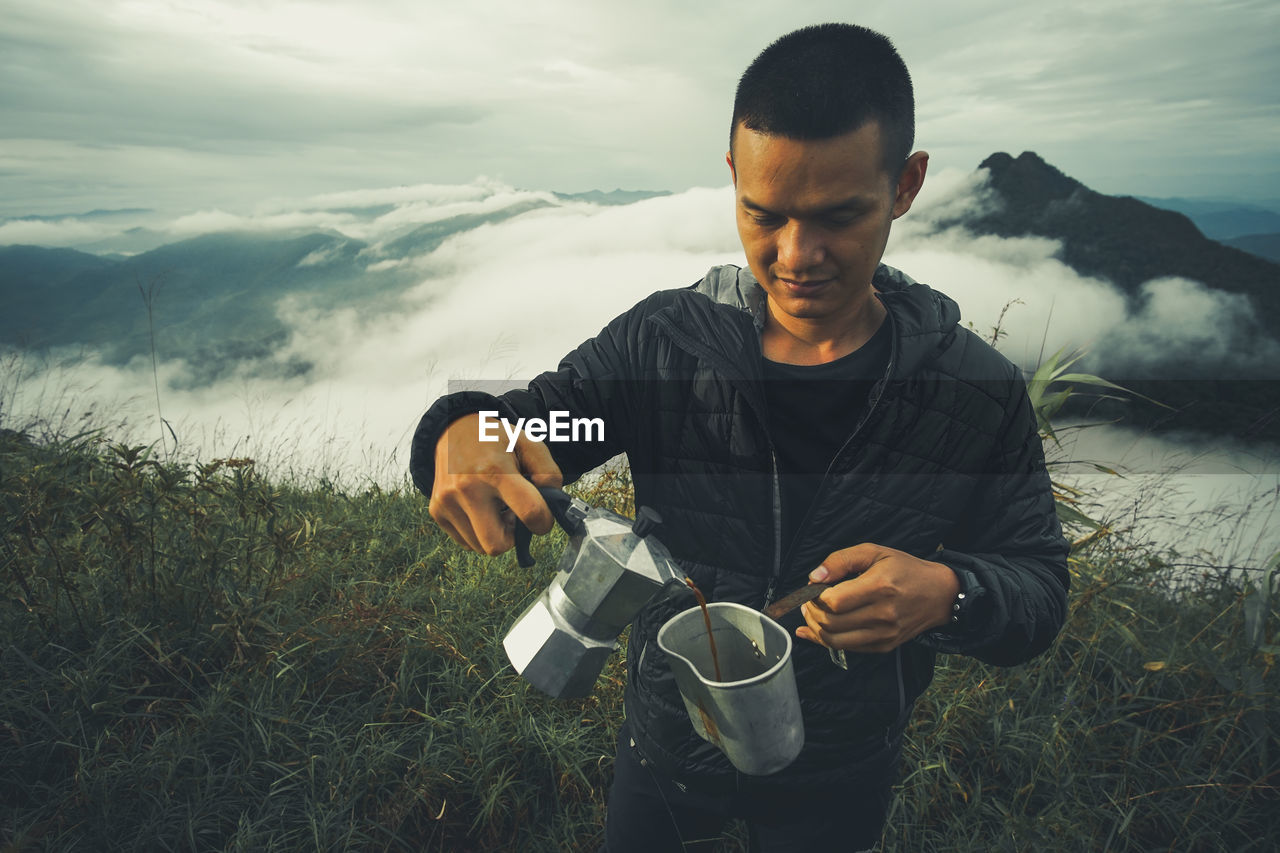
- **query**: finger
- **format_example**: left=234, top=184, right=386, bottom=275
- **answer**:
left=797, top=620, right=897, bottom=654
left=455, top=482, right=516, bottom=556
left=814, top=579, right=875, bottom=615
left=497, top=471, right=555, bottom=536
left=799, top=601, right=837, bottom=647
left=800, top=597, right=879, bottom=645
left=809, top=543, right=886, bottom=585
left=801, top=598, right=864, bottom=633
left=796, top=615, right=860, bottom=649
left=795, top=624, right=823, bottom=646
left=515, top=435, right=564, bottom=490
left=430, top=495, right=480, bottom=552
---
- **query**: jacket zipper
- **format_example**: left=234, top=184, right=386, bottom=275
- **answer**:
left=764, top=448, right=782, bottom=607
left=652, top=285, right=915, bottom=720
left=774, top=303, right=900, bottom=577
left=646, top=312, right=785, bottom=606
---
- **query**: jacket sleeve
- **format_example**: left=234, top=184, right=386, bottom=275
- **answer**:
left=922, top=375, right=1071, bottom=666
left=408, top=302, right=647, bottom=499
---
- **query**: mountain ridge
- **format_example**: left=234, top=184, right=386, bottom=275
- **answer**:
left=967, top=151, right=1280, bottom=441
left=970, top=151, right=1279, bottom=319
left=4, top=169, right=1277, bottom=439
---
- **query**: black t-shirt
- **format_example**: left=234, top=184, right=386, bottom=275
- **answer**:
left=762, top=319, right=892, bottom=566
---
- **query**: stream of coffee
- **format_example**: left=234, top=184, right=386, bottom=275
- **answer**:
left=684, top=577, right=722, bottom=682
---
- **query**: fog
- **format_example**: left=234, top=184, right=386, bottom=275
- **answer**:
left=5, top=169, right=1278, bottom=568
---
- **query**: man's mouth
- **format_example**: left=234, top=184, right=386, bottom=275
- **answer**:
left=777, top=276, right=833, bottom=291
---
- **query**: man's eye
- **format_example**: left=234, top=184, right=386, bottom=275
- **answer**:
left=750, top=213, right=782, bottom=226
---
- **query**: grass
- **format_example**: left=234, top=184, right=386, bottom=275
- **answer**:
left=1, top=430, right=624, bottom=850
left=1, top=426, right=1277, bottom=851
left=891, top=534, right=1279, bottom=852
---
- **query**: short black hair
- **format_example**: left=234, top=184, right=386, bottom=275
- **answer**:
left=731, top=23, right=915, bottom=177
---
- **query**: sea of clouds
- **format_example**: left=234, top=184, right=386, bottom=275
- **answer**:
left=5, top=168, right=1278, bottom=566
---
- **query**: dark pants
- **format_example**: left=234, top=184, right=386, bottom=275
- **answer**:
left=602, top=723, right=898, bottom=853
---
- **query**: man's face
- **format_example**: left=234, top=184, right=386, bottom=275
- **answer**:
left=727, top=122, right=926, bottom=329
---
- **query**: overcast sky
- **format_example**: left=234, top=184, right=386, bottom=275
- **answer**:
left=3, top=0, right=1278, bottom=217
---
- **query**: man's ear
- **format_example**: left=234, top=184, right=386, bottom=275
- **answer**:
left=891, top=151, right=929, bottom=219
left=725, top=151, right=736, bottom=186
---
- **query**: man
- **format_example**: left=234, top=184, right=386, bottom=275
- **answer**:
left=411, top=23, right=1069, bottom=852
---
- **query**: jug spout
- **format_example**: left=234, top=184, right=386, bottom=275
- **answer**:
left=657, top=602, right=804, bottom=776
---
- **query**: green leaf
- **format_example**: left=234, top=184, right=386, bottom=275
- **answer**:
left=1051, top=373, right=1129, bottom=391
left=1055, top=500, right=1102, bottom=531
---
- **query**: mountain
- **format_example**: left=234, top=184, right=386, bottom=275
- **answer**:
left=0, top=198, right=583, bottom=385
left=0, top=231, right=417, bottom=384
left=965, top=152, right=1280, bottom=442
left=381, top=198, right=553, bottom=258
left=0, top=209, right=173, bottom=255
left=1, top=208, right=153, bottom=223
left=1224, top=233, right=1280, bottom=264
left=1135, top=196, right=1280, bottom=240
left=969, top=152, right=1280, bottom=320
left=0, top=245, right=121, bottom=346
left=7, top=174, right=1278, bottom=443
left=552, top=189, right=671, bottom=205
left=0, top=244, right=118, bottom=289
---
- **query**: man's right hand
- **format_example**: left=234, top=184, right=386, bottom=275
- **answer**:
left=428, top=412, right=564, bottom=556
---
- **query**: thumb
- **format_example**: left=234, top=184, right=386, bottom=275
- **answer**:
left=808, top=543, right=885, bottom=584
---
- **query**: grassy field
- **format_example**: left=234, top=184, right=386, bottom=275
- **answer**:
left=1, top=428, right=1277, bottom=851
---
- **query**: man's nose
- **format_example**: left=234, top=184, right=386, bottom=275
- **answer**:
left=776, top=220, right=824, bottom=271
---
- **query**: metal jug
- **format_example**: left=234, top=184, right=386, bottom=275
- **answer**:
left=658, top=601, right=804, bottom=775
left=503, top=486, right=681, bottom=699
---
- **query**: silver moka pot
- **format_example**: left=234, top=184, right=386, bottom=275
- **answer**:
left=503, top=487, right=680, bottom=698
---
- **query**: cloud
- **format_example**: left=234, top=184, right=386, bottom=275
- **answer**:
left=1053, top=418, right=1280, bottom=564
left=0, top=0, right=731, bottom=214
left=0, top=178, right=566, bottom=252
left=288, top=181, right=513, bottom=213
left=1095, top=277, right=1280, bottom=375
left=0, top=217, right=123, bottom=248
left=7, top=0, right=1274, bottom=216
left=885, top=166, right=1280, bottom=379
left=273, top=187, right=741, bottom=392
left=888, top=167, right=1126, bottom=360
left=910, top=0, right=1280, bottom=195
left=5, top=170, right=1278, bottom=552
left=4, top=184, right=741, bottom=485
left=166, top=209, right=358, bottom=237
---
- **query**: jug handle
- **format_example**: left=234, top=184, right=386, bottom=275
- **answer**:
left=513, top=486, right=584, bottom=568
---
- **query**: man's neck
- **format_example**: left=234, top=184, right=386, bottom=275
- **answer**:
left=761, top=292, right=886, bottom=365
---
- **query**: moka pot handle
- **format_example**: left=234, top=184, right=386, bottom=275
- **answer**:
left=513, top=486, right=587, bottom=568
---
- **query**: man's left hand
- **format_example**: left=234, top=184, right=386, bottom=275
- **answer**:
left=796, top=543, right=960, bottom=654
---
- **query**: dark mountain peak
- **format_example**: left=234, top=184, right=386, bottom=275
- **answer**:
left=977, top=151, right=1014, bottom=172
left=979, top=150, right=1087, bottom=205
left=963, top=152, right=1280, bottom=438
left=964, top=149, right=1280, bottom=340
left=981, top=150, right=1058, bottom=172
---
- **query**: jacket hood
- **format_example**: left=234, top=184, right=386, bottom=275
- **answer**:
left=688, top=263, right=963, bottom=378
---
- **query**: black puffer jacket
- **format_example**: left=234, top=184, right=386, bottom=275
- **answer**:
left=410, top=263, right=1070, bottom=790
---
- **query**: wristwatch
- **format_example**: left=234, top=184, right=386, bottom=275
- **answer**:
left=930, top=565, right=987, bottom=638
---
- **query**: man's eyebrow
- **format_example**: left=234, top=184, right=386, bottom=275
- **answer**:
left=740, top=195, right=875, bottom=217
